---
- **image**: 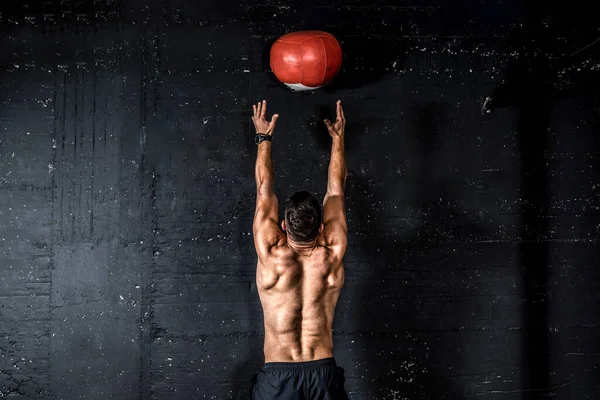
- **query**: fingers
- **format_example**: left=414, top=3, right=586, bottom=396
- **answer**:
left=271, top=114, right=279, bottom=124
left=256, top=101, right=262, bottom=118
left=324, top=100, right=344, bottom=128
left=336, top=100, right=345, bottom=121
left=260, top=100, right=266, bottom=119
left=253, top=100, right=269, bottom=121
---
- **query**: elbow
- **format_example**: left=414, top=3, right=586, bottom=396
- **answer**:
left=327, top=178, right=346, bottom=195
left=256, top=181, right=273, bottom=196
left=326, top=185, right=344, bottom=197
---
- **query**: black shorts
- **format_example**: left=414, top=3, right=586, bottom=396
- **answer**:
left=249, top=357, right=349, bottom=400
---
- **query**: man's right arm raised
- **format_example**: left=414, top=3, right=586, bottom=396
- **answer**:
left=322, top=100, right=348, bottom=252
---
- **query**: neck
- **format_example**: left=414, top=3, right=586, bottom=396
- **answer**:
left=286, top=237, right=318, bottom=254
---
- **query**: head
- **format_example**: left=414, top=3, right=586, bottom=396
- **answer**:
left=282, top=191, right=323, bottom=243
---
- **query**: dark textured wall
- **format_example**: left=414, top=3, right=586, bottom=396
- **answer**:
left=1, top=0, right=599, bottom=399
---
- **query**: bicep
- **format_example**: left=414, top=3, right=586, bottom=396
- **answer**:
left=253, top=193, right=281, bottom=253
left=322, top=193, right=348, bottom=251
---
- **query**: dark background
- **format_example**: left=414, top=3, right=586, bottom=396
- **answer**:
left=1, top=0, right=599, bottom=399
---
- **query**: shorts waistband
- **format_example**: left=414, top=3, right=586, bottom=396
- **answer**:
left=262, top=357, right=337, bottom=371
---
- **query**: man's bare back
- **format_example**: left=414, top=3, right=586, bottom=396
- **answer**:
left=256, top=237, right=345, bottom=362
left=248, top=99, right=348, bottom=398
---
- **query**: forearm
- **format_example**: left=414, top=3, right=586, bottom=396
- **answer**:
left=327, top=137, right=346, bottom=194
left=255, top=142, right=274, bottom=194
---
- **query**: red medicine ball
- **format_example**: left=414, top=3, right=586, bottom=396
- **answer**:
left=270, top=30, right=342, bottom=91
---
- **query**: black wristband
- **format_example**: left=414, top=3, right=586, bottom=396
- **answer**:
left=255, top=134, right=272, bottom=145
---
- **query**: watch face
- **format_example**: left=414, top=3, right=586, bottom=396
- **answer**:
left=255, top=134, right=270, bottom=144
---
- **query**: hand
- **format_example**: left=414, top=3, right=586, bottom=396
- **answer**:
left=324, top=100, right=345, bottom=139
left=252, top=100, right=279, bottom=135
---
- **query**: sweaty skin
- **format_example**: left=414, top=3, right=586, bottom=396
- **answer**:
left=256, top=228, right=345, bottom=361
left=252, top=100, right=348, bottom=362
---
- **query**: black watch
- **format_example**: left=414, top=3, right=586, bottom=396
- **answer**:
left=255, top=134, right=272, bottom=145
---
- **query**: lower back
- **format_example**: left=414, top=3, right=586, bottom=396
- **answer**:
left=263, top=330, right=334, bottom=362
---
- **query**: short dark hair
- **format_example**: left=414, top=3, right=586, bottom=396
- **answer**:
left=284, top=191, right=322, bottom=242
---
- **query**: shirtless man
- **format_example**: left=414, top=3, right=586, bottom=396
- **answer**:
left=248, top=100, right=349, bottom=399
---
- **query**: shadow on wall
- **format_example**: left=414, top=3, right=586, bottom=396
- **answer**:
left=229, top=216, right=264, bottom=400
left=483, top=0, right=599, bottom=397
left=323, top=35, right=409, bottom=93
left=226, top=120, right=264, bottom=400
left=348, top=102, right=489, bottom=399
